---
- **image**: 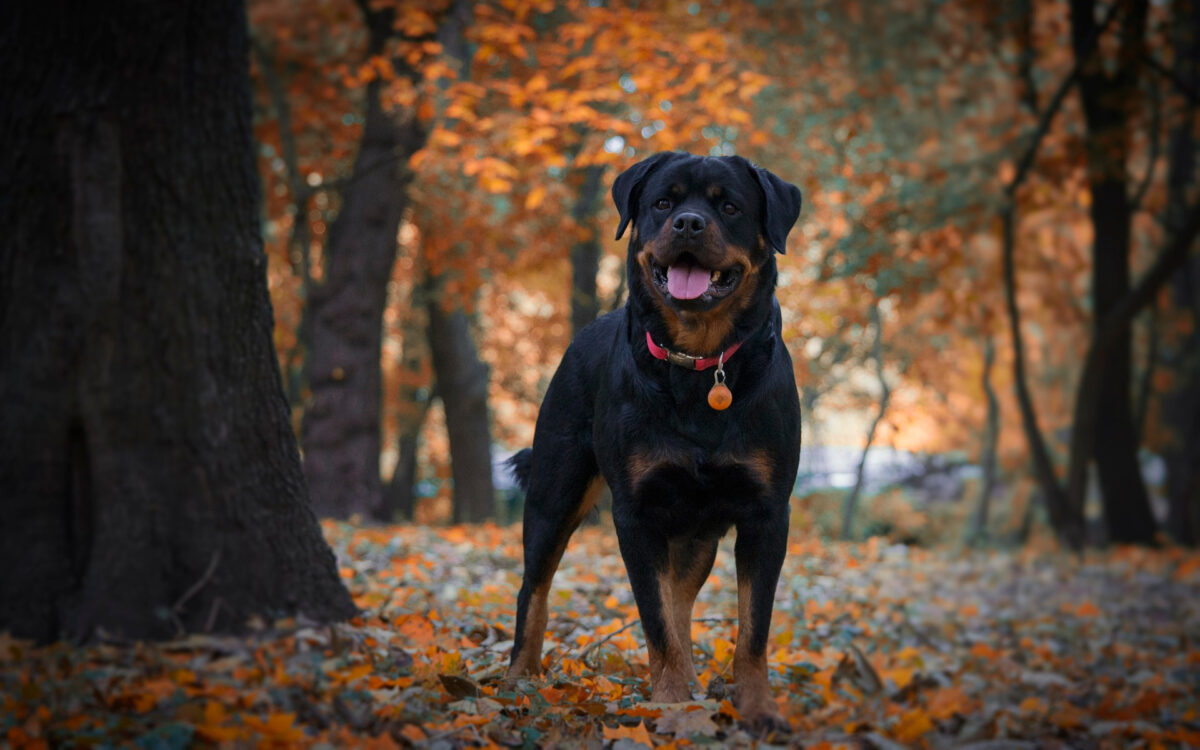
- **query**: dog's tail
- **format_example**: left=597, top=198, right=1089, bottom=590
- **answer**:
left=506, top=448, right=533, bottom=492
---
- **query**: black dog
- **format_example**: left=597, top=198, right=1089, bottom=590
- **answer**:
left=506, top=152, right=802, bottom=730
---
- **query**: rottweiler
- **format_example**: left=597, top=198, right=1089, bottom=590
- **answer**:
left=506, top=152, right=803, bottom=731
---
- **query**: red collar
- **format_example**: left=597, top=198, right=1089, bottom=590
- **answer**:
left=645, top=331, right=742, bottom=371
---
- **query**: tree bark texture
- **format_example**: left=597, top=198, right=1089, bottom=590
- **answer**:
left=427, top=298, right=496, bottom=523
left=301, top=5, right=424, bottom=519
left=0, top=1, right=356, bottom=642
left=1069, top=0, right=1159, bottom=543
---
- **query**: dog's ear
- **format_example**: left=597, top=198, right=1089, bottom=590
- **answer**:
left=612, top=152, right=679, bottom=241
left=750, top=163, right=802, bottom=254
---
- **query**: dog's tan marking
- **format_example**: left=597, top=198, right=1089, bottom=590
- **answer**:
left=734, top=451, right=772, bottom=492
left=733, top=575, right=783, bottom=726
left=706, top=184, right=723, bottom=200
left=508, top=582, right=550, bottom=676
left=648, top=572, right=695, bottom=702
left=571, top=476, right=604, bottom=527
left=627, top=449, right=694, bottom=493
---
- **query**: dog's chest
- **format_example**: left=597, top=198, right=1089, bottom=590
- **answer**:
left=601, top=438, right=777, bottom=533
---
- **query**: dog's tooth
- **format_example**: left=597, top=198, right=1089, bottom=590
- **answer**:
left=710, top=269, right=721, bottom=283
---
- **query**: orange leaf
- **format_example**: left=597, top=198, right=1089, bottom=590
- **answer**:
left=1019, top=696, right=1047, bottom=714
left=712, top=637, right=734, bottom=664
left=1049, top=703, right=1088, bottom=729
left=970, top=643, right=1002, bottom=662
left=603, top=722, right=654, bottom=745
left=892, top=708, right=934, bottom=743
left=525, top=186, right=547, bottom=210
left=1074, top=601, right=1100, bottom=617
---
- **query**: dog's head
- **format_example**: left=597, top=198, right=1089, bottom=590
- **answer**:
left=613, top=152, right=802, bottom=353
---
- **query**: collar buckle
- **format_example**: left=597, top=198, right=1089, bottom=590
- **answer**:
left=666, top=351, right=700, bottom=369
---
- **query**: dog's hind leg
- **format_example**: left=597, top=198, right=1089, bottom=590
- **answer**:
left=507, top=460, right=601, bottom=678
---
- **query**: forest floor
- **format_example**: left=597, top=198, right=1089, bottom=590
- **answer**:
left=3, top=521, right=1199, bottom=749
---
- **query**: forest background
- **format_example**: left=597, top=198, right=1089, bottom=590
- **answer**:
left=253, top=0, right=1199, bottom=548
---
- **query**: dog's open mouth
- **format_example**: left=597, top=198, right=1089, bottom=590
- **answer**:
left=651, top=254, right=742, bottom=303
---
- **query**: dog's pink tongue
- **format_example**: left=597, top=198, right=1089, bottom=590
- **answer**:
left=666, top=263, right=710, bottom=300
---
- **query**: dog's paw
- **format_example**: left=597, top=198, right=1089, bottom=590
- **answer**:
left=649, top=679, right=694, bottom=704
left=735, top=688, right=790, bottom=737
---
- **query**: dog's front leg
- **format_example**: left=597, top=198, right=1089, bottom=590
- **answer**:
left=733, top=508, right=789, bottom=732
left=614, top=519, right=695, bottom=703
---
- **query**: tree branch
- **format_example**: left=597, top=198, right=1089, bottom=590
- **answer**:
left=1144, top=53, right=1200, bottom=105
left=1130, top=72, right=1162, bottom=212
left=1006, top=0, right=1122, bottom=196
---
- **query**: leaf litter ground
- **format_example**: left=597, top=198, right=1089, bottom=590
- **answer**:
left=3, top=521, right=1199, bottom=748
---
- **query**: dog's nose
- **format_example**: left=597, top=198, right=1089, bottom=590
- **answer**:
left=672, top=212, right=706, bottom=238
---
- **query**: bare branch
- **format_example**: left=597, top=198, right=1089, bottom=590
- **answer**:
left=1144, top=53, right=1200, bottom=105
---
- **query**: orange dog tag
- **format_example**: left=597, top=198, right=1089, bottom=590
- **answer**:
left=708, top=358, right=731, bottom=410
left=708, top=382, right=732, bottom=410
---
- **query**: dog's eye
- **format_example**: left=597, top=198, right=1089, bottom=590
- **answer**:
left=722, top=202, right=740, bottom=216
left=654, top=199, right=672, bottom=211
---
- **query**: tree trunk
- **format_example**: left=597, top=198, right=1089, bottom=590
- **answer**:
left=842, top=305, right=890, bottom=541
left=301, top=4, right=425, bottom=519
left=571, top=165, right=606, bottom=338
left=380, top=292, right=434, bottom=522
left=1070, top=0, right=1159, bottom=544
left=0, top=0, right=356, bottom=642
left=1162, top=0, right=1200, bottom=545
left=1002, top=204, right=1083, bottom=545
left=428, top=298, right=496, bottom=523
left=968, top=334, right=1000, bottom=545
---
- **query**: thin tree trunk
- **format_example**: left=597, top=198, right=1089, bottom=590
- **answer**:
left=1068, top=0, right=1158, bottom=544
left=380, top=291, right=434, bottom=523
left=968, top=334, right=1001, bottom=544
left=571, top=165, right=606, bottom=338
left=1134, top=305, right=1159, bottom=442
left=415, top=0, right=494, bottom=523
left=0, top=0, right=355, bottom=642
left=992, top=1, right=1124, bottom=548
left=842, top=305, right=890, bottom=540
left=1002, top=203, right=1082, bottom=545
left=301, top=3, right=425, bottom=519
left=428, top=297, right=496, bottom=523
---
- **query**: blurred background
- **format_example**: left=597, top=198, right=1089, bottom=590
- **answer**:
left=249, top=0, right=1199, bottom=548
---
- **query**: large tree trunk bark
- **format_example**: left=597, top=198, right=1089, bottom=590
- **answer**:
left=301, top=4, right=425, bottom=519
left=428, top=297, right=495, bottom=523
left=0, top=0, right=356, bottom=642
left=1162, top=0, right=1200, bottom=545
left=1070, top=0, right=1159, bottom=544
